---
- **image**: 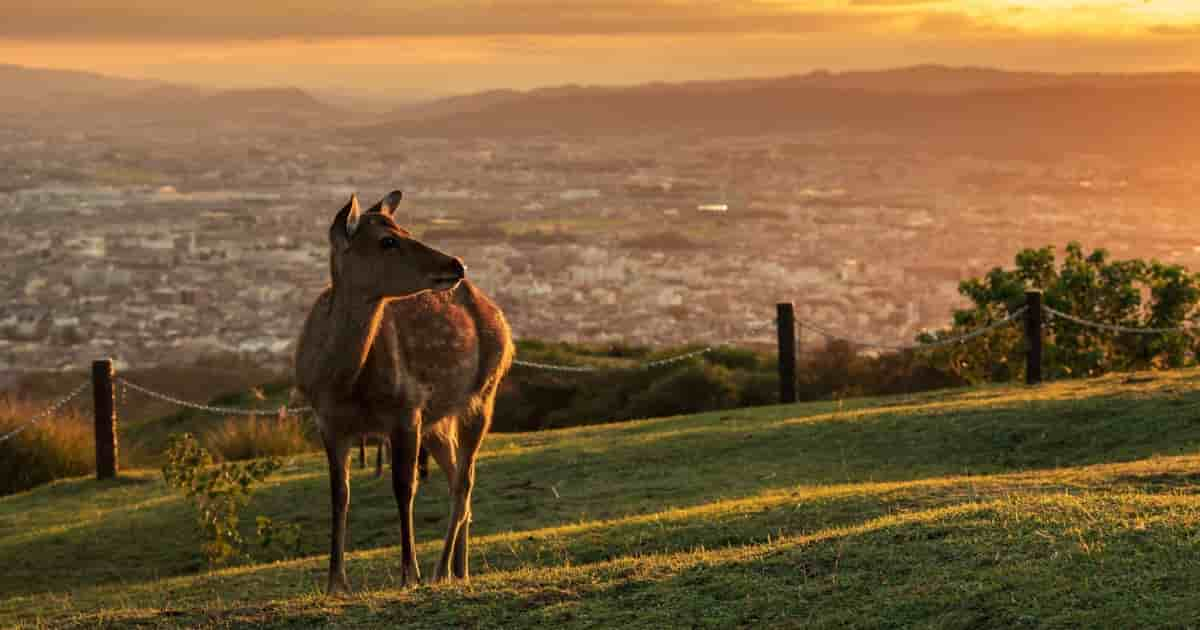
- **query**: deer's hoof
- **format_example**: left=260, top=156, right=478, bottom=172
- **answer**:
left=400, top=565, right=423, bottom=588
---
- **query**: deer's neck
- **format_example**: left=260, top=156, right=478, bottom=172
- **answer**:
left=325, top=288, right=389, bottom=395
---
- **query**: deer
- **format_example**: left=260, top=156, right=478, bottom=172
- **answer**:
left=357, top=438, right=430, bottom=481
left=295, top=191, right=514, bottom=595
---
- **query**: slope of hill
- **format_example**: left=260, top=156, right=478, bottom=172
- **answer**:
left=384, top=88, right=526, bottom=121
left=365, top=66, right=1200, bottom=161
left=151, top=87, right=350, bottom=127
left=0, top=64, right=353, bottom=128
left=383, top=64, right=1200, bottom=124
left=4, top=369, right=1200, bottom=628
left=0, top=64, right=165, bottom=113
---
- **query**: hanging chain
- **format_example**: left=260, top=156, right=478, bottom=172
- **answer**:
left=0, top=381, right=90, bottom=444
left=513, top=346, right=714, bottom=373
left=117, top=378, right=312, bottom=416
left=798, top=306, right=1028, bottom=352
left=1042, top=305, right=1197, bottom=335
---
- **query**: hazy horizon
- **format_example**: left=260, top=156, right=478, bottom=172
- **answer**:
left=6, top=1, right=1200, bottom=99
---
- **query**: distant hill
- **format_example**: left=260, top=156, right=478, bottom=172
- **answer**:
left=365, top=65, right=1200, bottom=161
left=384, top=88, right=526, bottom=121
left=104, top=86, right=348, bottom=128
left=158, top=87, right=347, bottom=126
left=0, top=64, right=350, bottom=128
left=10, top=63, right=1200, bottom=155
left=0, top=64, right=164, bottom=113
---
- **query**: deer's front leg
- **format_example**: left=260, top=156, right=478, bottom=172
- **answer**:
left=390, top=421, right=422, bottom=587
left=324, top=435, right=352, bottom=596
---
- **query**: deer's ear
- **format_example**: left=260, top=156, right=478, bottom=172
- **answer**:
left=344, top=194, right=362, bottom=238
left=370, top=190, right=402, bottom=216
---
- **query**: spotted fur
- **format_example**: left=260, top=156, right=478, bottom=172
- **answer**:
left=294, top=192, right=513, bottom=594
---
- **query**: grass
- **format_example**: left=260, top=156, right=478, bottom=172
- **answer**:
left=4, top=369, right=1200, bottom=627
left=202, top=413, right=318, bottom=462
left=0, top=397, right=96, bottom=495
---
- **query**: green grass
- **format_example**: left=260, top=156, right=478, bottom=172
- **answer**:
left=6, top=370, right=1200, bottom=628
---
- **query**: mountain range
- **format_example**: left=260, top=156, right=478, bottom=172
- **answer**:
left=6, top=63, right=1200, bottom=159
left=0, top=65, right=344, bottom=128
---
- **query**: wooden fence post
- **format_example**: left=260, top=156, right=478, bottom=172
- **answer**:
left=1025, top=290, right=1043, bottom=385
left=92, top=359, right=118, bottom=480
left=777, top=302, right=797, bottom=404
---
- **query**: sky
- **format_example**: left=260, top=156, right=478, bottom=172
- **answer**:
left=4, top=1, right=1200, bottom=100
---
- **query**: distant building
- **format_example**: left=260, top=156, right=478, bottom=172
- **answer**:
left=559, top=189, right=601, bottom=201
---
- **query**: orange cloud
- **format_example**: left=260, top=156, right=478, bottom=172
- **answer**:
left=0, top=2, right=910, bottom=41
left=4, top=1, right=1200, bottom=94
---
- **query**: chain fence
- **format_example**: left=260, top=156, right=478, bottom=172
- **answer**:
left=508, top=318, right=778, bottom=373
left=0, top=381, right=90, bottom=444
left=1042, top=305, right=1198, bottom=335
left=512, top=346, right=715, bottom=373
left=509, top=307, right=1029, bottom=371
left=117, top=377, right=313, bottom=417
left=798, top=306, right=1028, bottom=352
left=23, top=301, right=1197, bottom=424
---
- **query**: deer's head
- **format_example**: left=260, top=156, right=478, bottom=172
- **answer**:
left=328, top=191, right=465, bottom=300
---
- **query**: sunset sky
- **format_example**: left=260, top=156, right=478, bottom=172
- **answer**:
left=4, top=1, right=1200, bottom=99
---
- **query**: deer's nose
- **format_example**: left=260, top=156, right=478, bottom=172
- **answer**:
left=448, top=257, right=467, bottom=279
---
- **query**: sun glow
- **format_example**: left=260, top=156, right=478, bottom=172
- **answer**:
left=3, top=1, right=1200, bottom=92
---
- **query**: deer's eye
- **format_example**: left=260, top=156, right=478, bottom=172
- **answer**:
left=380, top=236, right=402, bottom=250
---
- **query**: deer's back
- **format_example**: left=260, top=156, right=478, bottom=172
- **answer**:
left=362, top=280, right=512, bottom=422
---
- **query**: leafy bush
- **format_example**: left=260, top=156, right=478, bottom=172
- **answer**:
left=734, top=370, right=780, bottom=407
left=0, top=398, right=94, bottom=496
left=928, top=242, right=1200, bottom=383
left=495, top=348, right=776, bottom=432
left=623, top=362, right=741, bottom=419
left=256, top=516, right=303, bottom=560
left=202, top=413, right=318, bottom=462
left=161, top=433, right=281, bottom=566
left=705, top=346, right=769, bottom=372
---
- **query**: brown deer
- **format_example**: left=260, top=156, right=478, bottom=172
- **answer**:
left=295, top=191, right=513, bottom=595
left=357, top=438, right=430, bottom=481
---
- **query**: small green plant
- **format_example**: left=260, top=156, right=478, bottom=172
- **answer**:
left=255, top=516, right=303, bottom=560
left=161, top=433, right=281, bottom=566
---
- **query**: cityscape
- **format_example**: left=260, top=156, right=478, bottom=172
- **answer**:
left=3, top=66, right=1200, bottom=381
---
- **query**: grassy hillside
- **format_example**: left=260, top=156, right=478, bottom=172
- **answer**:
left=5, top=370, right=1200, bottom=628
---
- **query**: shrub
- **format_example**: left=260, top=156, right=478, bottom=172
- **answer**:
left=496, top=345, right=780, bottom=431
left=0, top=398, right=94, bottom=496
left=706, top=346, right=768, bottom=372
left=256, top=516, right=303, bottom=560
left=734, top=371, right=780, bottom=408
left=623, top=362, right=741, bottom=420
left=202, top=413, right=318, bottom=462
left=162, top=433, right=282, bottom=566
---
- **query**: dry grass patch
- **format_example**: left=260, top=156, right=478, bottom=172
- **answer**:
left=202, top=414, right=318, bottom=462
left=0, top=398, right=94, bottom=496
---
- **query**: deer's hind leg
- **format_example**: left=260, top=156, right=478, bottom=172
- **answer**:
left=451, top=395, right=496, bottom=581
left=374, top=437, right=387, bottom=479
left=423, top=421, right=464, bottom=582
left=388, top=412, right=423, bottom=587
left=426, top=403, right=492, bottom=582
